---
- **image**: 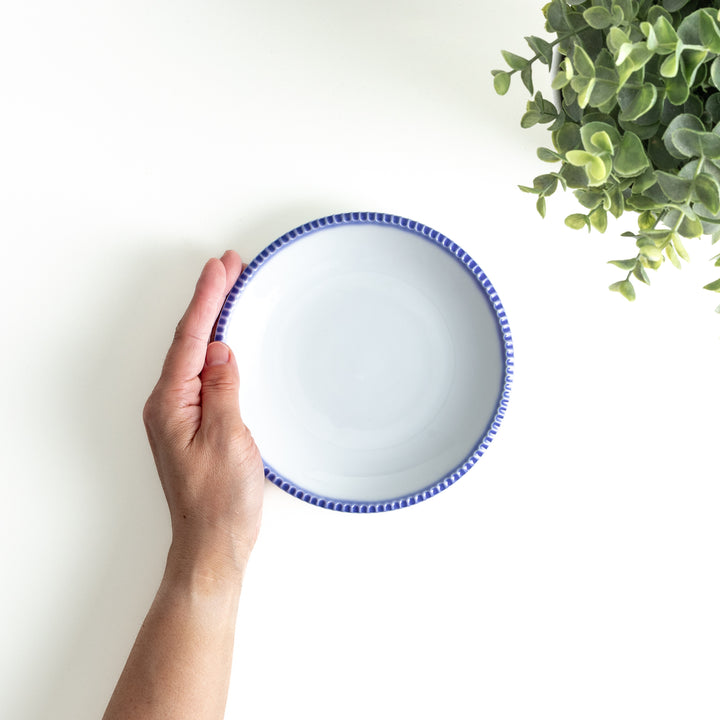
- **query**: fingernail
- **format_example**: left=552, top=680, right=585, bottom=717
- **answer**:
left=206, top=342, right=230, bottom=366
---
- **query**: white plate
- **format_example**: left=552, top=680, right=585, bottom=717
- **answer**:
left=215, top=212, right=513, bottom=512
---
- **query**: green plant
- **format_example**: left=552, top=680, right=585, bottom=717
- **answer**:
left=492, top=0, right=720, bottom=306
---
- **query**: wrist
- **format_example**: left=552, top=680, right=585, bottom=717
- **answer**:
left=165, top=528, right=248, bottom=596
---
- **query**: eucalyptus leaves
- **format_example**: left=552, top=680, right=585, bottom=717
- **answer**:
left=492, top=0, right=720, bottom=307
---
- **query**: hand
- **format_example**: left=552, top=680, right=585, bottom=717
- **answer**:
left=143, top=250, right=265, bottom=582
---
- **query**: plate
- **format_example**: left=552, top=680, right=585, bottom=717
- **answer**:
left=215, top=212, right=513, bottom=512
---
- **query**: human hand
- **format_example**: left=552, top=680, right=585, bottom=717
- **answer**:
left=143, top=251, right=264, bottom=583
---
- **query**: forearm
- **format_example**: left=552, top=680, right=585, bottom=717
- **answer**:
left=103, top=548, right=243, bottom=720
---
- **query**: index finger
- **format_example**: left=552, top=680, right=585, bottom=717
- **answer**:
left=161, top=251, right=243, bottom=386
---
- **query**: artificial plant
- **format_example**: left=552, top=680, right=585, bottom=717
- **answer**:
left=493, top=0, right=720, bottom=305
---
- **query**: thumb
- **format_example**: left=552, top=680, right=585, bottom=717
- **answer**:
left=200, top=342, right=242, bottom=428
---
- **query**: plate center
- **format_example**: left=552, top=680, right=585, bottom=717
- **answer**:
left=278, top=271, right=454, bottom=449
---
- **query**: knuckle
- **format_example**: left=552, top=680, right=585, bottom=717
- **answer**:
left=143, top=386, right=169, bottom=433
left=205, top=376, right=238, bottom=394
left=142, top=393, right=157, bottom=428
left=172, top=321, right=185, bottom=345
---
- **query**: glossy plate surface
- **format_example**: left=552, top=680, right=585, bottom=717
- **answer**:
left=215, top=212, right=513, bottom=512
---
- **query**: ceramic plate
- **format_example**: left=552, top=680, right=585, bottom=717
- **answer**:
left=215, top=212, right=513, bottom=512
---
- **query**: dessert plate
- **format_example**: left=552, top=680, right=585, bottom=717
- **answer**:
left=215, top=212, right=513, bottom=512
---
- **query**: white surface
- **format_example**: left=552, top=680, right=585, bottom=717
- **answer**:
left=221, top=221, right=505, bottom=504
left=1, top=1, right=719, bottom=719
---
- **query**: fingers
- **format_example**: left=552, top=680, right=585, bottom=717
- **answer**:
left=219, top=250, right=243, bottom=297
left=161, top=251, right=243, bottom=388
left=200, top=342, right=242, bottom=431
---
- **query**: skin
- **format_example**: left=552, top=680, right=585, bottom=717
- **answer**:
left=103, top=250, right=265, bottom=720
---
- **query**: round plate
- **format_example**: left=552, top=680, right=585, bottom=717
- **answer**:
left=215, top=212, right=513, bottom=512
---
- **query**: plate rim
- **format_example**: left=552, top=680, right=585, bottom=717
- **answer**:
left=214, top=211, right=514, bottom=513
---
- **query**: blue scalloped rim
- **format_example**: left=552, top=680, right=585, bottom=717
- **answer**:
left=214, top=211, right=514, bottom=513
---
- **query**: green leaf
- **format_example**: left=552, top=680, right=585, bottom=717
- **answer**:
left=537, top=147, right=561, bottom=162
left=590, top=49, right=620, bottom=107
left=521, top=110, right=542, bottom=128
left=576, top=77, right=596, bottom=109
left=566, top=150, right=611, bottom=185
left=609, top=279, right=636, bottom=300
left=502, top=50, right=528, bottom=71
left=648, top=6, right=672, bottom=26
left=673, top=129, right=720, bottom=159
left=575, top=188, right=604, bottom=209
left=545, top=0, right=569, bottom=33
left=681, top=49, right=708, bottom=88
left=536, top=195, right=547, bottom=218
left=563, top=91, right=583, bottom=123
left=660, top=51, right=680, bottom=78
left=656, top=171, right=693, bottom=201
left=566, top=150, right=597, bottom=166
left=712, top=57, right=720, bottom=91
left=607, top=185, right=625, bottom=217
left=521, top=63, right=534, bottom=93
left=616, top=44, right=654, bottom=89
left=633, top=264, right=651, bottom=284
left=641, top=229, right=674, bottom=242
left=608, top=27, right=631, bottom=53
left=532, top=91, right=557, bottom=119
left=693, top=174, right=720, bottom=214
left=665, top=73, right=690, bottom=106
left=525, top=35, right=554, bottom=66
left=584, top=6, right=614, bottom=29
left=591, top=131, right=614, bottom=154
left=565, top=213, right=589, bottom=230
left=638, top=210, right=656, bottom=230
left=663, top=0, right=692, bottom=12
left=626, top=194, right=662, bottom=210
left=666, top=243, right=682, bottom=268
left=703, top=277, right=720, bottom=291
left=684, top=94, right=704, bottom=120
left=590, top=206, right=608, bottom=232
left=614, top=0, right=633, bottom=22
left=706, top=94, right=720, bottom=125
left=560, top=162, right=589, bottom=189
left=643, top=21, right=659, bottom=50
left=493, top=71, right=511, bottom=95
left=553, top=122, right=581, bottom=153
left=678, top=212, right=704, bottom=238
left=585, top=158, right=612, bottom=187
left=634, top=166, right=659, bottom=194
left=639, top=244, right=664, bottom=262
left=614, top=131, right=650, bottom=177
left=533, top=174, right=559, bottom=195
left=580, top=121, right=621, bottom=153
left=616, top=42, right=634, bottom=67
left=662, top=114, right=705, bottom=158
left=652, top=15, right=680, bottom=51
left=547, top=113, right=565, bottom=133
left=618, top=83, right=657, bottom=122
left=608, top=258, right=637, bottom=270
left=673, top=234, right=690, bottom=261
left=551, top=69, right=570, bottom=90
left=573, top=45, right=595, bottom=78
left=699, top=10, right=720, bottom=53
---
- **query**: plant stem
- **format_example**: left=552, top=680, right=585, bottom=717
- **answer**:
left=507, top=27, right=590, bottom=78
left=624, top=210, right=682, bottom=282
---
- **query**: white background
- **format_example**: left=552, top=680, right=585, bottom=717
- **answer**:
left=1, top=1, right=719, bottom=719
